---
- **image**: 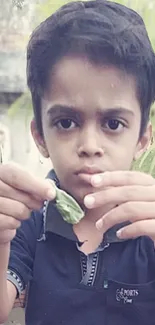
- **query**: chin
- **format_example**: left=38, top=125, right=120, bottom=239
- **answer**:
left=70, top=188, right=92, bottom=207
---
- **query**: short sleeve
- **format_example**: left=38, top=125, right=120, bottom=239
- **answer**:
left=7, top=210, right=43, bottom=295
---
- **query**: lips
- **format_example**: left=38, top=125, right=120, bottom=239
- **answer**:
left=76, top=166, right=103, bottom=175
left=75, top=166, right=103, bottom=183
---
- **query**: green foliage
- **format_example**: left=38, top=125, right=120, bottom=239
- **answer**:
left=35, top=0, right=88, bottom=22
left=8, top=92, right=32, bottom=118
left=132, top=144, right=155, bottom=177
left=35, top=0, right=71, bottom=21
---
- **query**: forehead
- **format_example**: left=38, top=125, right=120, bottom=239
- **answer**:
left=42, top=56, right=140, bottom=115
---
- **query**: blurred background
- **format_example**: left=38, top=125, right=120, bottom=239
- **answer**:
left=1, top=0, right=155, bottom=178
left=1, top=0, right=155, bottom=324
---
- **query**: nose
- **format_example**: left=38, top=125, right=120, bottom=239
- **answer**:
left=77, top=127, right=104, bottom=158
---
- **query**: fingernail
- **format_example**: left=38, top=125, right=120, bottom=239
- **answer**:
left=91, top=175, right=102, bottom=186
left=117, top=229, right=123, bottom=238
left=96, top=219, right=103, bottom=230
left=84, top=196, right=95, bottom=208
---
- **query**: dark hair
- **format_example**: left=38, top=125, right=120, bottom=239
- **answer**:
left=27, top=0, right=155, bottom=137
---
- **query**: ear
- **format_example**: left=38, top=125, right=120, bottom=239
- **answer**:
left=30, top=119, right=49, bottom=158
left=133, top=122, right=152, bottom=161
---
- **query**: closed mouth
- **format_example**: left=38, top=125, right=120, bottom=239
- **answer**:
left=76, top=166, right=103, bottom=175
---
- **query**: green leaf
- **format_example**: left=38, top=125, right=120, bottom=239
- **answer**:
left=132, top=144, right=155, bottom=177
left=54, top=185, right=85, bottom=224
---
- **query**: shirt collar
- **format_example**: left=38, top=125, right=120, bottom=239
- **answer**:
left=44, top=170, right=128, bottom=244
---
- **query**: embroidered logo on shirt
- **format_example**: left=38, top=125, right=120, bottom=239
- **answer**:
left=116, top=288, right=139, bottom=304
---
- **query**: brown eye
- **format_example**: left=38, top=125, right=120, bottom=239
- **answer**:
left=104, top=119, right=125, bottom=131
left=108, top=119, right=120, bottom=130
left=56, top=119, right=77, bottom=130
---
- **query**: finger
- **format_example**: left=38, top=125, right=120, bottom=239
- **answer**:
left=0, top=179, right=42, bottom=210
left=0, top=214, right=21, bottom=230
left=116, top=220, right=155, bottom=240
left=84, top=185, right=155, bottom=209
left=96, top=201, right=155, bottom=232
left=90, top=171, right=154, bottom=188
left=0, top=229, right=16, bottom=244
left=0, top=163, right=56, bottom=200
left=0, top=197, right=31, bottom=221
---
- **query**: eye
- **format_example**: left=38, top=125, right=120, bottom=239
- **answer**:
left=56, top=119, right=77, bottom=130
left=104, top=119, right=125, bottom=132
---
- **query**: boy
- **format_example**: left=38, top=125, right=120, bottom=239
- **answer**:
left=1, top=0, right=155, bottom=324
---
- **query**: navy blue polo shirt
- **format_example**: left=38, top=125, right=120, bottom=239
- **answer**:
left=8, top=171, right=155, bottom=325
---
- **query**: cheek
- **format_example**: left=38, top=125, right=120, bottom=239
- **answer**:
left=108, top=132, right=139, bottom=169
left=44, top=133, right=74, bottom=166
left=112, top=143, right=137, bottom=170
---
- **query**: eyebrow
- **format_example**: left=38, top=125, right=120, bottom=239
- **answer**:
left=47, top=104, right=134, bottom=118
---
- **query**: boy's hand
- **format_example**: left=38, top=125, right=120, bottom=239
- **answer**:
left=0, top=163, right=56, bottom=244
left=84, top=171, right=155, bottom=241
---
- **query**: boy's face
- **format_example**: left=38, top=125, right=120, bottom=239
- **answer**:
left=32, top=56, right=151, bottom=205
